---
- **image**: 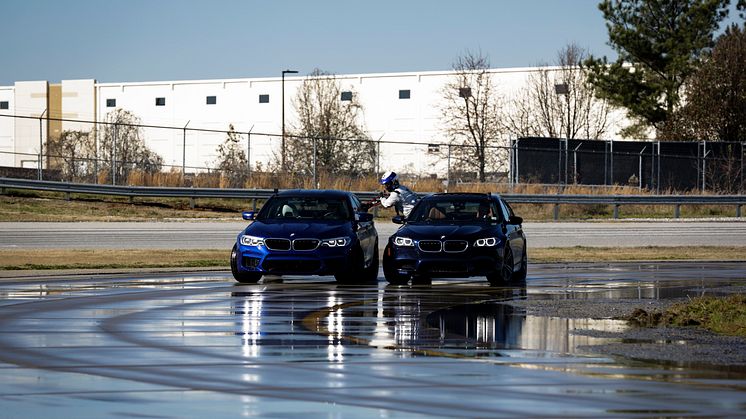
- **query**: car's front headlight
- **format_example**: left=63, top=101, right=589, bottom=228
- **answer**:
left=321, top=237, right=349, bottom=247
left=474, top=237, right=499, bottom=247
left=240, top=235, right=265, bottom=247
left=393, top=236, right=414, bottom=247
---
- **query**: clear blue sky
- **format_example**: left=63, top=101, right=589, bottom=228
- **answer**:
left=0, top=1, right=738, bottom=85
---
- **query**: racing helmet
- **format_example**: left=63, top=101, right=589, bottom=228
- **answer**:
left=380, top=171, right=399, bottom=191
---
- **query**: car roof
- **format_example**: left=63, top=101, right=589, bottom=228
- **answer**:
left=275, top=189, right=352, bottom=199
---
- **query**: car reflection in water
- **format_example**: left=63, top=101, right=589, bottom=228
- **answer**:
left=230, top=279, right=630, bottom=362
left=231, top=290, right=264, bottom=358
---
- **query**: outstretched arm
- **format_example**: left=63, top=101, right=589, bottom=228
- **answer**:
left=379, top=190, right=400, bottom=208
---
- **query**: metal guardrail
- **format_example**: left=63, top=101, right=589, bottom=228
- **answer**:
left=1, top=177, right=744, bottom=219
left=0, top=177, right=380, bottom=210
left=500, top=193, right=746, bottom=219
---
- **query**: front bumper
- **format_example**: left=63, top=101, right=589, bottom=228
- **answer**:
left=386, top=243, right=503, bottom=278
left=236, top=243, right=354, bottom=276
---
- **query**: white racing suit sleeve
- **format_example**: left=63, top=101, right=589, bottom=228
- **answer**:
left=379, top=191, right=401, bottom=208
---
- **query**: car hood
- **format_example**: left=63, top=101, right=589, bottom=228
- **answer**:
left=396, top=223, right=498, bottom=240
left=243, top=220, right=352, bottom=239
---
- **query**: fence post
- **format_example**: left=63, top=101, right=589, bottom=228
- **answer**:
left=38, top=109, right=47, bottom=181
left=508, top=139, right=513, bottom=189
left=741, top=142, right=745, bottom=195
left=182, top=121, right=191, bottom=186
left=94, top=121, right=99, bottom=184
left=604, top=140, right=608, bottom=185
left=610, top=139, right=614, bottom=185
left=674, top=204, right=680, bottom=219
left=557, top=139, right=562, bottom=185
left=656, top=141, right=661, bottom=194
left=553, top=204, right=560, bottom=221
left=573, top=143, right=582, bottom=185
left=639, top=146, right=646, bottom=191
left=112, top=124, right=117, bottom=186
left=564, top=139, right=569, bottom=185
left=613, top=204, right=620, bottom=219
left=446, top=144, right=451, bottom=192
left=312, top=137, right=317, bottom=189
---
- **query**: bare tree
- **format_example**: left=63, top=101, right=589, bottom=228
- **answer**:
left=504, top=43, right=615, bottom=140
left=100, top=109, right=163, bottom=183
left=212, top=124, right=249, bottom=187
left=284, top=69, right=376, bottom=177
left=46, top=130, right=96, bottom=182
left=441, top=51, right=505, bottom=182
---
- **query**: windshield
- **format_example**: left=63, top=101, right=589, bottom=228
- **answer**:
left=407, top=198, right=499, bottom=223
left=258, top=196, right=351, bottom=221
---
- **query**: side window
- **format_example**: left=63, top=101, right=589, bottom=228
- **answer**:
left=490, top=202, right=503, bottom=221
left=505, top=201, right=516, bottom=217
left=497, top=198, right=511, bottom=221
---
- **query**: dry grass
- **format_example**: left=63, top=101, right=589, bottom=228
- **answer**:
left=530, top=246, right=746, bottom=263
left=0, top=192, right=239, bottom=221
left=0, top=249, right=227, bottom=270
left=1, top=246, right=744, bottom=271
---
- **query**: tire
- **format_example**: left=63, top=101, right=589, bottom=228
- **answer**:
left=335, top=245, right=374, bottom=284
left=383, top=243, right=410, bottom=285
left=231, top=244, right=261, bottom=284
left=513, top=244, right=527, bottom=282
left=362, top=240, right=380, bottom=282
left=487, top=246, right=513, bottom=286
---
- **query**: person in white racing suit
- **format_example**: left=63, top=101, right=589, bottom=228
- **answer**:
left=379, top=171, right=419, bottom=217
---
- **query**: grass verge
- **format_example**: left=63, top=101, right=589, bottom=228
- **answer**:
left=629, top=295, right=746, bottom=338
left=0, top=249, right=228, bottom=270
left=530, top=246, right=746, bottom=263
left=1, top=246, right=744, bottom=271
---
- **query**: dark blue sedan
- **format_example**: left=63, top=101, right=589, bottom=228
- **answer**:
left=382, top=193, right=526, bottom=285
left=231, top=189, right=378, bottom=284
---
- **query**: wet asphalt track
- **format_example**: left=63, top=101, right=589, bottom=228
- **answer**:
left=1, top=263, right=746, bottom=417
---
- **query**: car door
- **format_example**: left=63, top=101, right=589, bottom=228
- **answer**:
left=350, top=195, right=376, bottom=263
left=496, top=197, right=524, bottom=268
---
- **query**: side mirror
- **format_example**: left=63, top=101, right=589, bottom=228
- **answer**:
left=356, top=212, right=374, bottom=222
left=509, top=215, right=523, bottom=225
left=392, top=215, right=405, bottom=224
left=242, top=211, right=256, bottom=221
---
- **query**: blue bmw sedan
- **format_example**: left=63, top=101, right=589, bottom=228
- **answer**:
left=231, top=190, right=378, bottom=284
left=382, top=193, right=526, bottom=285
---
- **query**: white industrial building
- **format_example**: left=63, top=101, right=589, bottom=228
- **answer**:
left=0, top=68, right=626, bottom=177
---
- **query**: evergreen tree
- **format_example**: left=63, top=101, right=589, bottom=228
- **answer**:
left=586, top=0, right=730, bottom=139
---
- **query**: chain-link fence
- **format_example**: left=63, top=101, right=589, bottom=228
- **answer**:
left=1, top=113, right=744, bottom=193
left=513, top=137, right=746, bottom=193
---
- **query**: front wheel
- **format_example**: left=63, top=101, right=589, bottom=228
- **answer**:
left=513, top=244, right=527, bottom=282
left=335, top=245, right=377, bottom=284
left=383, top=243, right=410, bottom=285
left=487, top=246, right=513, bottom=286
left=231, top=244, right=261, bottom=284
